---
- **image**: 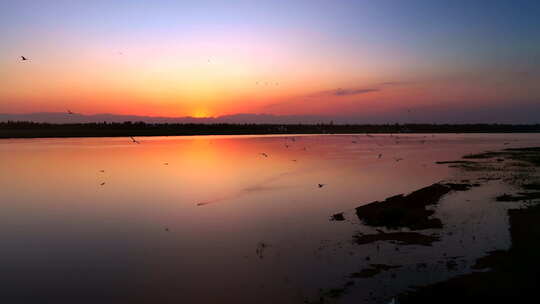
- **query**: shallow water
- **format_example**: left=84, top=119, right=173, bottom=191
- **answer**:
left=1, top=133, right=539, bottom=303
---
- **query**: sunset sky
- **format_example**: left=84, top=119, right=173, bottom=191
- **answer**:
left=1, top=0, right=539, bottom=122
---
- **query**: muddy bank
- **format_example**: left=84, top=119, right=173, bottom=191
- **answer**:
left=463, top=147, right=540, bottom=166
left=312, top=264, right=403, bottom=303
left=353, top=232, right=439, bottom=246
left=350, top=264, right=402, bottom=278
left=496, top=192, right=540, bottom=202
left=398, top=203, right=540, bottom=303
left=330, top=213, right=345, bottom=221
left=315, top=146, right=540, bottom=304
left=522, top=182, right=540, bottom=190
left=353, top=182, right=476, bottom=230
left=398, top=147, right=540, bottom=303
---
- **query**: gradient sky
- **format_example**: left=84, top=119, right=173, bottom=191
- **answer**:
left=1, top=0, right=539, bottom=121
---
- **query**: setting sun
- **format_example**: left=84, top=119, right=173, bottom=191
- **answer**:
left=191, top=109, right=212, bottom=118
left=2, top=1, right=540, bottom=303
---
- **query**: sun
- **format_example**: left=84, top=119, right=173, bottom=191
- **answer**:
left=191, top=109, right=212, bottom=118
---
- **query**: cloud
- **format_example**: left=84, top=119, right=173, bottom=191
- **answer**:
left=331, top=88, right=379, bottom=96
left=261, top=80, right=409, bottom=109
left=378, top=81, right=410, bottom=86
left=317, top=80, right=410, bottom=97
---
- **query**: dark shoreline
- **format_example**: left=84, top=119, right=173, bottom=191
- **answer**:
left=1, top=122, right=540, bottom=139
left=398, top=147, right=540, bottom=302
left=315, top=147, right=540, bottom=303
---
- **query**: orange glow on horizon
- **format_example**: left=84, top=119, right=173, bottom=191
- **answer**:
left=191, top=109, right=212, bottom=118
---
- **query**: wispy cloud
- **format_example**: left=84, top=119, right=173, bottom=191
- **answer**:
left=331, top=88, right=379, bottom=96
left=262, top=80, right=409, bottom=109
left=317, top=80, right=411, bottom=97
left=378, top=81, right=410, bottom=86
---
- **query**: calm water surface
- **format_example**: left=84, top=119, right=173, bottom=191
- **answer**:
left=1, top=134, right=539, bottom=303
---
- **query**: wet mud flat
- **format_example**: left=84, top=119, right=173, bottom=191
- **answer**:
left=312, top=147, right=540, bottom=303
left=397, top=147, right=540, bottom=302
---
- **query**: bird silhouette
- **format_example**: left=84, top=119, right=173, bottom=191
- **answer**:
left=255, top=242, right=269, bottom=259
left=163, top=163, right=169, bottom=165
left=318, top=184, right=325, bottom=188
left=130, top=136, right=140, bottom=144
left=378, top=153, right=382, bottom=159
left=20, top=56, right=29, bottom=61
left=100, top=182, right=106, bottom=186
left=260, top=153, right=268, bottom=157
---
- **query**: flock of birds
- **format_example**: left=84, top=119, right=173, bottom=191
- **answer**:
left=19, top=49, right=419, bottom=236
left=93, top=133, right=417, bottom=234
left=255, top=133, right=414, bottom=167
left=105, top=133, right=413, bottom=191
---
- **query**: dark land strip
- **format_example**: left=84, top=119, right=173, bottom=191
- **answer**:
left=1, top=121, right=540, bottom=139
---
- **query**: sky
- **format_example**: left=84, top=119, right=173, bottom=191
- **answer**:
left=1, top=0, right=539, bottom=122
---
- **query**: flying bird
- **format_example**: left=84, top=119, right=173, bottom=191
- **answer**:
left=256, top=242, right=269, bottom=259
left=20, top=56, right=29, bottom=61
left=378, top=153, right=382, bottom=159
left=130, top=136, right=140, bottom=144
left=163, top=163, right=169, bottom=165
left=260, top=153, right=268, bottom=157
left=100, top=182, right=106, bottom=186
left=318, top=184, right=325, bottom=188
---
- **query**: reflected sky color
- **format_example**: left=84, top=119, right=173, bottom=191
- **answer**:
left=2, top=134, right=540, bottom=303
left=1, top=0, right=540, bottom=119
